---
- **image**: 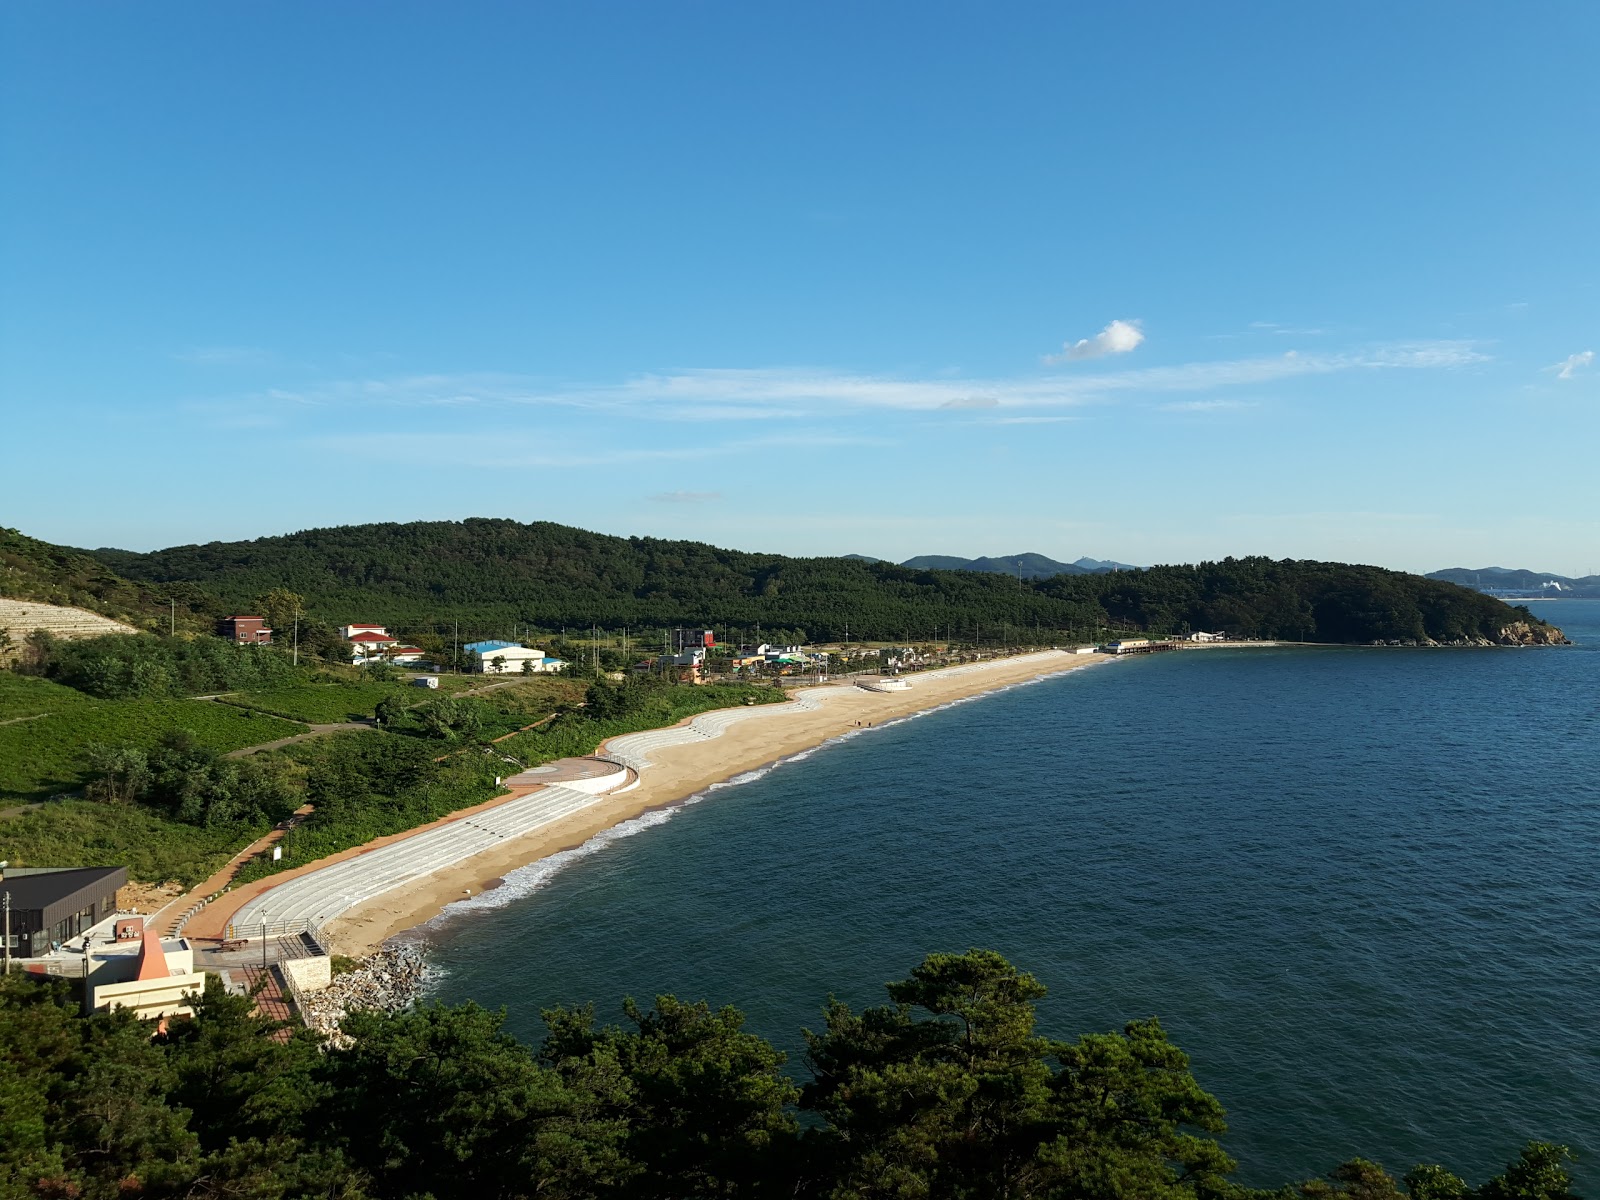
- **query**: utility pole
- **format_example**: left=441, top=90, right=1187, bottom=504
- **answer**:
left=3, top=889, right=11, bottom=975
left=292, top=610, right=300, bottom=667
left=453, top=620, right=459, bottom=673
left=169, top=599, right=176, bottom=636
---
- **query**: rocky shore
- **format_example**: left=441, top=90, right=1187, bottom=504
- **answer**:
left=1366, top=621, right=1569, bottom=648
left=298, top=944, right=426, bottom=1042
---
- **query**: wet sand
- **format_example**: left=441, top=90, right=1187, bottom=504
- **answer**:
left=322, top=650, right=1113, bottom=955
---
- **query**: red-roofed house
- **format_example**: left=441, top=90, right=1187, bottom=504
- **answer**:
left=347, top=630, right=400, bottom=668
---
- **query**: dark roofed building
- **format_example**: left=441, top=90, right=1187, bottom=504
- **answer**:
left=1, top=866, right=127, bottom=957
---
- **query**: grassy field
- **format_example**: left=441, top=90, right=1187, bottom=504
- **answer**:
left=0, top=674, right=305, bottom=800
left=0, top=799, right=270, bottom=886
left=227, top=672, right=524, bottom=724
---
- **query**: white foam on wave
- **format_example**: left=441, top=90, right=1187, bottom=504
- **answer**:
left=423, top=655, right=1108, bottom=934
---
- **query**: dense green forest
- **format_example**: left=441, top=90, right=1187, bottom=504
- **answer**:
left=80, top=518, right=1560, bottom=646
left=0, top=949, right=1578, bottom=1200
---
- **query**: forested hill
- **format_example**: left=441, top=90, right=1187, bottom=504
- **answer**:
left=0, top=527, right=214, bottom=632
left=81, top=518, right=1562, bottom=646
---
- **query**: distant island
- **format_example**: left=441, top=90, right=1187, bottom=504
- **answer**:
left=1426, top=566, right=1600, bottom=599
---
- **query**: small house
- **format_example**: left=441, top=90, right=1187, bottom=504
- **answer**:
left=218, top=616, right=272, bottom=645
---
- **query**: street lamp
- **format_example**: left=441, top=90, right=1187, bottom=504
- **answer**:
left=261, top=911, right=269, bottom=972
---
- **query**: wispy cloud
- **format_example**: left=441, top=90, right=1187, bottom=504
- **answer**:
left=244, top=339, right=1489, bottom=429
left=308, top=430, right=873, bottom=469
left=1252, top=321, right=1328, bottom=336
left=175, top=346, right=277, bottom=367
left=1045, top=318, right=1145, bottom=364
left=981, top=415, right=1079, bottom=425
left=1157, top=398, right=1258, bottom=413
left=649, top=490, right=722, bottom=503
left=1550, top=350, right=1594, bottom=380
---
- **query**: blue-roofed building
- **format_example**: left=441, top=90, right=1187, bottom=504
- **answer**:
left=464, top=640, right=562, bottom=674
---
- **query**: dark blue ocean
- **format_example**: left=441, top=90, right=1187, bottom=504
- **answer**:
left=426, top=599, right=1600, bottom=1190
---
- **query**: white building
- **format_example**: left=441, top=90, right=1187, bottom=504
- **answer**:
left=465, top=640, right=563, bottom=674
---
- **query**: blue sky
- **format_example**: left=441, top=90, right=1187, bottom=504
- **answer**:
left=3, top=3, right=1596, bottom=574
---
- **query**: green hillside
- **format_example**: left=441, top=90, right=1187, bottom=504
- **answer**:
left=0, top=526, right=214, bottom=632
left=82, top=517, right=1563, bottom=647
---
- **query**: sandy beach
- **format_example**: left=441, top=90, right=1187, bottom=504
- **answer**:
left=321, top=650, right=1114, bottom=955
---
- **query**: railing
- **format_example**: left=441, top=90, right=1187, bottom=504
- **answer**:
left=223, top=917, right=325, bottom=945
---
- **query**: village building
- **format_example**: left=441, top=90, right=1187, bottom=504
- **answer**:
left=347, top=629, right=399, bottom=664
left=218, top=615, right=272, bottom=645
left=1, top=865, right=126, bottom=958
left=464, top=639, right=564, bottom=674
left=672, top=628, right=716, bottom=652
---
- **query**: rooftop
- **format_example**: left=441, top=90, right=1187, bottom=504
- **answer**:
left=0, top=866, right=127, bottom=910
left=464, top=639, right=525, bottom=653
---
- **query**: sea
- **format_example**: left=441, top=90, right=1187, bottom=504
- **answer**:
left=425, top=599, right=1599, bottom=1190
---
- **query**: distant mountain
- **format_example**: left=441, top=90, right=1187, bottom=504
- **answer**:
left=901, top=554, right=988, bottom=572
left=900, top=553, right=1137, bottom=579
left=1427, top=567, right=1600, bottom=598
left=839, top=553, right=886, bottom=564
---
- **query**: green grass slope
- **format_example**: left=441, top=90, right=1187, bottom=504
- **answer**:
left=0, top=674, right=305, bottom=800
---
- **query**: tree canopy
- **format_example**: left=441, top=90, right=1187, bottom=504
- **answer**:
left=0, top=949, right=1580, bottom=1200
left=78, top=517, right=1557, bottom=646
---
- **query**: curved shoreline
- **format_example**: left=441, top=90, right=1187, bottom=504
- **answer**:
left=322, top=650, right=1115, bottom=955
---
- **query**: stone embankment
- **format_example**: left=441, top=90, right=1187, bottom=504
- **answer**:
left=297, top=944, right=426, bottom=1042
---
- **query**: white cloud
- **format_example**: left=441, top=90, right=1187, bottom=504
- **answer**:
left=650, top=491, right=722, bottom=503
left=1551, top=350, right=1594, bottom=380
left=1046, top=318, right=1145, bottom=363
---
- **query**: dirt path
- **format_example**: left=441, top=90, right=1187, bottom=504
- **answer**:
left=151, top=803, right=317, bottom=934
left=224, top=721, right=373, bottom=758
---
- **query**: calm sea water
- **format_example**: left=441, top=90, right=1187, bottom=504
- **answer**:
left=426, top=600, right=1599, bottom=1189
